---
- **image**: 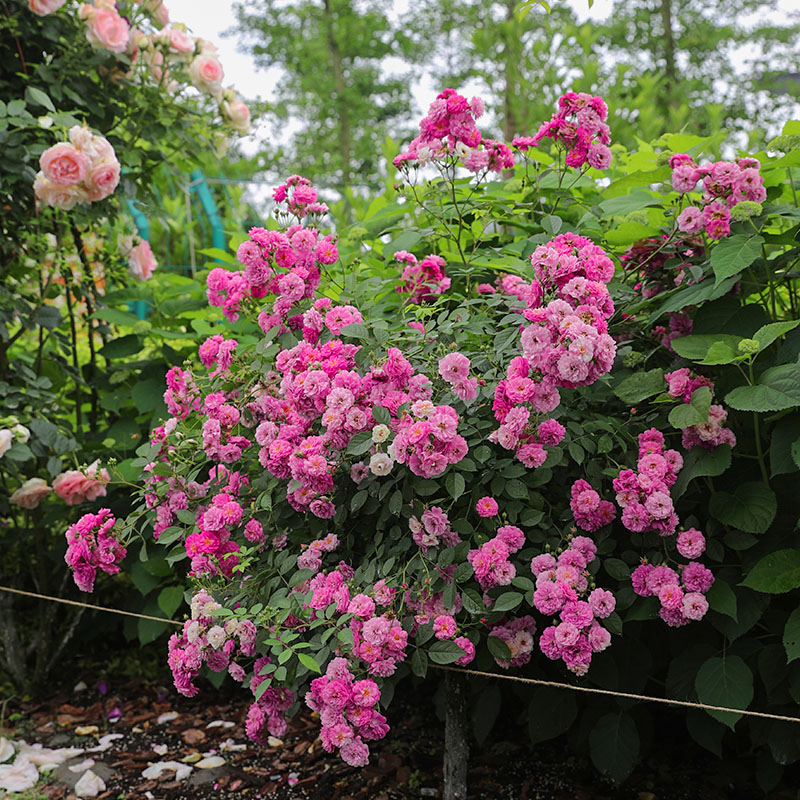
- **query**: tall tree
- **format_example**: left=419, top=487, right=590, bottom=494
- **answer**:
left=596, top=0, right=800, bottom=144
left=230, top=0, right=414, bottom=194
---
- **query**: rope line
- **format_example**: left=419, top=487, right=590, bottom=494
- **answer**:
left=0, top=585, right=182, bottom=627
left=3, top=585, right=798, bottom=724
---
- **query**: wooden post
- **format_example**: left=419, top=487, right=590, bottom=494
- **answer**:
left=443, top=670, right=469, bottom=800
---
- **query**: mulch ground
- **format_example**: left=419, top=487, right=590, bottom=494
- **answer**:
left=1, top=677, right=795, bottom=800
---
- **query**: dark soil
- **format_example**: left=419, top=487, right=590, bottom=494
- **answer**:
left=2, top=677, right=796, bottom=800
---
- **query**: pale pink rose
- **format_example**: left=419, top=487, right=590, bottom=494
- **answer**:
left=85, top=160, right=120, bottom=201
left=53, top=460, right=109, bottom=506
left=151, top=0, right=169, bottom=26
left=162, top=26, right=193, bottom=54
left=189, top=54, right=224, bottom=94
left=9, top=478, right=52, bottom=510
left=0, top=429, right=13, bottom=458
left=28, top=0, right=66, bottom=15
left=34, top=173, right=87, bottom=210
left=128, top=240, right=158, bottom=280
left=85, top=6, right=130, bottom=54
left=68, top=125, right=94, bottom=152
left=224, top=98, right=251, bottom=134
left=40, top=143, right=89, bottom=186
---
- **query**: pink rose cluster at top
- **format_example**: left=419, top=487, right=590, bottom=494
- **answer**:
left=53, top=459, right=110, bottom=506
left=672, top=153, right=766, bottom=239
left=665, top=369, right=737, bottom=451
left=532, top=536, right=614, bottom=676
left=612, top=429, right=684, bottom=536
left=305, top=658, right=389, bottom=767
left=64, top=509, right=126, bottom=592
left=514, top=91, right=612, bottom=170
left=394, top=251, right=451, bottom=304
left=490, top=232, right=617, bottom=468
left=272, top=175, right=330, bottom=219
left=394, top=88, right=514, bottom=174
left=34, top=126, right=120, bottom=211
left=118, top=234, right=158, bottom=282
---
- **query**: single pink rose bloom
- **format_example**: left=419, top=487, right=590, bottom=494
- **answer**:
left=40, top=143, right=89, bottom=187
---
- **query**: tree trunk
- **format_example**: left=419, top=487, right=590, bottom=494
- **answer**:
left=660, top=0, right=677, bottom=107
left=443, top=670, right=469, bottom=800
left=322, top=0, right=352, bottom=198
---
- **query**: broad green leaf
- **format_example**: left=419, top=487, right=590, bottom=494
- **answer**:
left=589, top=712, right=640, bottom=784
left=445, top=472, right=465, bottom=500
left=504, top=479, right=528, bottom=499
left=710, top=234, right=763, bottom=285
left=604, top=221, right=660, bottom=246
left=699, top=341, right=740, bottom=365
left=673, top=445, right=731, bottom=497
left=298, top=653, right=321, bottom=673
left=726, top=363, right=800, bottom=412
left=428, top=640, right=466, bottom=665
left=709, top=482, right=776, bottom=533
left=486, top=635, right=512, bottom=661
left=491, top=591, right=523, bottom=613
left=670, top=334, right=742, bottom=361
left=753, top=320, right=800, bottom=351
left=612, top=368, right=664, bottom=403
left=157, top=586, right=184, bottom=618
left=604, top=558, right=631, bottom=580
left=600, top=191, right=660, bottom=216
left=527, top=687, right=577, bottom=745
left=741, top=549, right=800, bottom=594
left=695, top=655, right=753, bottom=729
left=784, top=608, right=800, bottom=664
left=769, top=415, right=800, bottom=476
left=339, top=322, right=369, bottom=340
left=410, top=649, right=428, bottom=677
left=25, top=86, right=55, bottom=112
left=706, top=580, right=737, bottom=621
left=472, top=685, right=502, bottom=745
left=198, top=247, right=236, bottom=263
left=371, top=405, right=391, bottom=425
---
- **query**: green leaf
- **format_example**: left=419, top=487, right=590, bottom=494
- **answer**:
left=298, top=653, right=321, bottom=673
left=706, top=580, right=737, bottom=621
left=770, top=415, right=800, bottom=476
left=157, top=586, right=184, bottom=618
left=726, top=363, right=800, bottom=412
left=198, top=247, right=236, bottom=263
left=388, top=489, right=403, bottom=516
left=346, top=431, right=373, bottom=456
left=99, top=335, right=144, bottom=359
left=710, top=235, right=764, bottom=285
left=673, top=445, right=731, bottom=497
left=91, top=307, right=143, bottom=326
left=783, top=608, right=800, bottom=664
left=25, top=86, right=55, bottom=112
left=600, top=191, right=660, bottom=216
left=428, top=640, right=465, bottom=665
left=709, top=482, right=776, bottom=533
left=371, top=405, right=391, bottom=425
left=540, top=214, right=562, bottom=235
left=486, top=635, right=512, bottom=661
left=668, top=386, right=712, bottom=429
left=612, top=368, right=665, bottom=404
left=741, top=549, right=800, bottom=594
left=589, top=712, right=640, bottom=784
left=753, top=320, right=800, bottom=351
left=490, top=591, right=523, bottom=613
left=528, top=687, right=577, bottom=745
left=695, top=655, right=753, bottom=729
left=339, top=322, right=369, bottom=339
left=604, top=558, right=631, bottom=580
left=670, top=334, right=743, bottom=362
left=410, top=648, right=428, bottom=677
left=504, top=479, right=528, bottom=499
left=445, top=472, right=465, bottom=500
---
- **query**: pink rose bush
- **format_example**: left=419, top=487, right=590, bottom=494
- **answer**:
left=64, top=509, right=126, bottom=592
left=35, top=126, right=120, bottom=210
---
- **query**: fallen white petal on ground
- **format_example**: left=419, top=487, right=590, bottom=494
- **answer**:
left=152, top=743, right=169, bottom=755
left=0, top=756, right=40, bottom=793
left=87, top=733, right=124, bottom=753
left=0, top=738, right=14, bottom=763
left=16, top=742, right=85, bottom=769
left=69, top=757, right=96, bottom=772
left=156, top=711, right=179, bottom=725
left=219, top=738, right=246, bottom=752
left=142, top=760, right=194, bottom=781
left=206, top=720, right=235, bottom=729
left=74, top=768, right=106, bottom=797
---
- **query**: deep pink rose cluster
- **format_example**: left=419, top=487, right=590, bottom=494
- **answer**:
left=394, top=251, right=451, bottom=303
left=632, top=560, right=713, bottom=627
left=489, top=616, right=537, bottom=669
left=305, top=658, right=389, bottom=767
left=613, top=429, right=684, bottom=536
left=533, top=537, right=614, bottom=676
left=408, top=506, right=461, bottom=553
left=247, top=655, right=295, bottom=742
left=64, top=508, right=126, bottom=592
left=519, top=91, right=612, bottom=170
left=672, top=153, right=765, bottom=239
left=468, top=523, right=526, bottom=593
left=273, top=174, right=330, bottom=219
left=570, top=479, right=617, bottom=532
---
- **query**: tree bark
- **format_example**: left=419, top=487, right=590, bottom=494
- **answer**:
left=443, top=670, right=469, bottom=800
left=322, top=0, right=352, bottom=196
left=660, top=0, right=677, bottom=107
